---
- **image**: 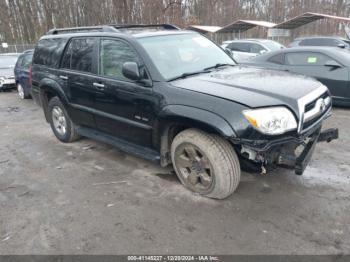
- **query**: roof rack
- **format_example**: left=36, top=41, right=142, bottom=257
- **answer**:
left=46, top=25, right=118, bottom=35
left=109, top=24, right=180, bottom=30
left=45, top=24, right=180, bottom=35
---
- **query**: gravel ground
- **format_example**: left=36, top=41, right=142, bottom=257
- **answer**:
left=0, top=90, right=349, bottom=255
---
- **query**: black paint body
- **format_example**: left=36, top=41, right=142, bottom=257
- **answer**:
left=31, top=29, right=337, bottom=174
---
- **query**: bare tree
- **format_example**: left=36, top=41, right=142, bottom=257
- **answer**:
left=0, top=0, right=349, bottom=44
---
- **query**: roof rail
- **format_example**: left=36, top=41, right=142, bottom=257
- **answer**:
left=109, top=24, right=180, bottom=31
left=46, top=25, right=118, bottom=35
left=45, top=24, right=180, bottom=36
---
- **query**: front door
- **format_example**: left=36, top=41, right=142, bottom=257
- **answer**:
left=94, top=38, right=156, bottom=147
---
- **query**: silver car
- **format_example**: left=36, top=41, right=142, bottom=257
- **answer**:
left=222, top=39, right=284, bottom=63
left=0, top=53, right=20, bottom=91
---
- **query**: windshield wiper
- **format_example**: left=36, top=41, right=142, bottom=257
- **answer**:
left=167, top=69, right=211, bottom=81
left=204, top=63, right=235, bottom=71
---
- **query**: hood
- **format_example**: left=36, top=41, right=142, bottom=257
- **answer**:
left=0, top=68, right=15, bottom=78
left=170, top=65, right=323, bottom=114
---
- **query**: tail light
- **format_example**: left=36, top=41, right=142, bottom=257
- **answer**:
left=29, top=65, right=32, bottom=86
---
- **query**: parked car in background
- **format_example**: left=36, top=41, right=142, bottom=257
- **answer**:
left=0, top=53, right=20, bottom=91
left=221, top=39, right=284, bottom=62
left=14, top=49, right=34, bottom=99
left=288, top=36, right=350, bottom=49
left=244, top=47, right=350, bottom=107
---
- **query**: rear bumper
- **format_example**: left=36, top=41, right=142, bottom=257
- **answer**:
left=234, top=126, right=339, bottom=175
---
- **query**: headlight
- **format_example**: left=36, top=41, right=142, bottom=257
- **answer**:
left=243, top=107, right=297, bottom=135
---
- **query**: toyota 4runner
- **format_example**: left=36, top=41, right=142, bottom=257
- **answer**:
left=31, top=24, right=338, bottom=199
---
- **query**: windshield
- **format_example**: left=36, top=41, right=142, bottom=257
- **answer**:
left=263, top=41, right=285, bottom=51
left=138, top=33, right=235, bottom=80
left=0, top=56, right=18, bottom=68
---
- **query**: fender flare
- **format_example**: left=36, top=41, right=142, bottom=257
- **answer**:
left=39, top=78, right=69, bottom=121
left=159, top=104, right=237, bottom=138
left=157, top=105, right=237, bottom=166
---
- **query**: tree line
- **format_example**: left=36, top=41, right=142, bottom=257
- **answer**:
left=0, top=0, right=350, bottom=44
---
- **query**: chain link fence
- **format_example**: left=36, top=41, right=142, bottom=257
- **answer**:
left=0, top=44, right=35, bottom=54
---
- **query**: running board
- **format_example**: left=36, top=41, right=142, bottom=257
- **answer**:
left=76, top=127, right=160, bottom=163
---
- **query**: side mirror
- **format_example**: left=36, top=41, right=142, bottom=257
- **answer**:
left=259, top=50, right=267, bottom=55
left=225, top=48, right=233, bottom=57
left=337, top=43, right=346, bottom=49
left=122, top=62, right=141, bottom=81
left=324, top=60, right=341, bottom=69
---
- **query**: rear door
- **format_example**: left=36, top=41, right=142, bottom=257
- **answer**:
left=283, top=51, right=349, bottom=99
left=19, top=53, right=33, bottom=91
left=94, top=38, right=155, bottom=147
left=59, top=37, right=100, bottom=128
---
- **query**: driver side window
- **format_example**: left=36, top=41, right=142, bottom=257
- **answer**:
left=250, top=43, right=266, bottom=54
left=100, top=39, right=140, bottom=81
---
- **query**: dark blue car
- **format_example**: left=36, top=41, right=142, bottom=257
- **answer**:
left=14, top=50, right=33, bottom=99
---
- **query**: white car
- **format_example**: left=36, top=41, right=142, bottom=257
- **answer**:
left=222, top=39, right=284, bottom=63
left=0, top=53, right=20, bottom=91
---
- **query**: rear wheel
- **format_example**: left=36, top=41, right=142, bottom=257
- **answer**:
left=48, top=97, right=80, bottom=143
left=171, top=128, right=241, bottom=199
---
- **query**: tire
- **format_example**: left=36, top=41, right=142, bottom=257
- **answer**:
left=48, top=96, right=80, bottom=143
left=17, top=83, right=29, bottom=99
left=171, top=128, right=241, bottom=199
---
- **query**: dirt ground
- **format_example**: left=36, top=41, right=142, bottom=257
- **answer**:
left=0, top=90, right=349, bottom=255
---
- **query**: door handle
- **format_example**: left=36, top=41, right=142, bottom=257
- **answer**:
left=93, top=82, right=105, bottom=89
left=59, top=75, right=68, bottom=80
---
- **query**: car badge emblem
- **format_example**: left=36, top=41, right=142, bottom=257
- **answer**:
left=319, top=99, right=326, bottom=112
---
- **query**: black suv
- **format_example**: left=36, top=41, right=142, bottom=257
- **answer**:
left=31, top=24, right=338, bottom=199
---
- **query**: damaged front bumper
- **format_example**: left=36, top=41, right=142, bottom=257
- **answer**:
left=232, top=126, right=339, bottom=175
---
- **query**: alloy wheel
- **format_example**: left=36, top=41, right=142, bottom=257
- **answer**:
left=174, top=143, right=214, bottom=193
left=52, top=106, right=67, bottom=136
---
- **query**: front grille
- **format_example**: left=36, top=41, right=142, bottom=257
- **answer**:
left=302, top=91, right=331, bottom=131
left=304, top=92, right=329, bottom=113
left=303, top=112, right=325, bottom=130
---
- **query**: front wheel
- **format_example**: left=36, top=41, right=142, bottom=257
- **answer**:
left=48, top=97, right=80, bottom=143
left=171, top=129, right=241, bottom=199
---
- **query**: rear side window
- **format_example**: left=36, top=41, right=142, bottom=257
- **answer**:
left=21, top=53, right=33, bottom=69
left=16, top=57, right=23, bottom=68
left=268, top=53, right=285, bottom=64
left=61, top=38, right=97, bottom=73
left=33, top=38, right=67, bottom=67
left=285, top=52, right=334, bottom=66
left=228, top=43, right=250, bottom=53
